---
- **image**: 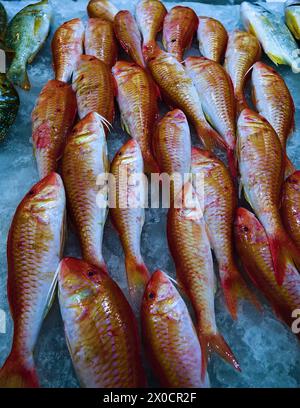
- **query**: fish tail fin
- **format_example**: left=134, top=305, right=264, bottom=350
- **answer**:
left=125, top=256, right=150, bottom=309
left=268, top=229, right=300, bottom=286
left=235, top=92, right=248, bottom=116
left=199, top=331, right=240, bottom=376
left=220, top=264, right=261, bottom=319
left=7, top=58, right=30, bottom=91
left=227, top=148, right=238, bottom=179
left=195, top=123, right=227, bottom=152
left=0, top=351, right=39, bottom=388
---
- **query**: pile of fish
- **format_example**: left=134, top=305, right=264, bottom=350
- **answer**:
left=0, top=0, right=300, bottom=389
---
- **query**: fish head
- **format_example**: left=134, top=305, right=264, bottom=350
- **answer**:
left=142, top=270, right=181, bottom=315
left=191, top=147, right=218, bottom=175
left=163, top=109, right=188, bottom=130
left=112, top=60, right=142, bottom=85
left=71, top=112, right=107, bottom=142
left=58, top=258, right=107, bottom=307
left=237, top=108, right=272, bottom=140
left=113, top=139, right=143, bottom=169
left=286, top=170, right=300, bottom=192
left=145, top=45, right=168, bottom=67
left=185, top=56, right=211, bottom=72
left=252, top=61, right=278, bottom=84
left=234, top=207, right=266, bottom=245
left=22, top=173, right=65, bottom=221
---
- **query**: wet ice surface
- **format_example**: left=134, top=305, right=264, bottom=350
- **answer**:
left=0, top=0, right=299, bottom=388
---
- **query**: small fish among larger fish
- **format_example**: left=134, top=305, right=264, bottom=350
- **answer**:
left=31, top=79, right=77, bottom=179
left=142, top=270, right=210, bottom=388
left=0, top=173, right=66, bottom=388
left=58, top=258, right=147, bottom=388
left=162, top=6, right=199, bottom=62
left=5, top=0, right=52, bottom=90
left=241, top=1, right=300, bottom=72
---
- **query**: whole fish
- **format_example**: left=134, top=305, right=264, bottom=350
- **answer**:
left=135, top=0, right=167, bottom=57
left=110, top=139, right=150, bottom=309
left=251, top=61, right=295, bottom=176
left=84, top=18, right=118, bottom=67
left=285, top=0, right=300, bottom=40
left=72, top=55, right=115, bottom=126
left=0, top=2, right=7, bottom=40
left=142, top=270, right=210, bottom=387
left=237, top=109, right=300, bottom=285
left=5, top=0, right=52, bottom=90
left=52, top=18, right=85, bottom=83
left=58, top=258, right=147, bottom=388
left=191, top=148, right=257, bottom=319
left=152, top=109, right=191, bottom=201
left=0, top=173, right=66, bottom=388
left=282, top=171, right=300, bottom=252
left=114, top=10, right=146, bottom=68
left=235, top=207, right=300, bottom=339
left=197, top=16, right=228, bottom=63
left=0, top=73, right=19, bottom=142
left=224, top=30, right=261, bottom=115
left=162, top=6, right=198, bottom=62
left=87, top=0, right=119, bottom=22
left=112, top=61, right=159, bottom=172
left=147, top=47, right=226, bottom=151
left=241, top=2, right=300, bottom=71
left=62, top=113, right=109, bottom=272
left=167, top=182, right=240, bottom=374
left=185, top=57, right=237, bottom=177
left=31, top=80, right=77, bottom=179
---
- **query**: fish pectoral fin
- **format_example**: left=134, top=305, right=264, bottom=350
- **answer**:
left=120, top=114, right=131, bottom=136
left=43, top=271, right=59, bottom=319
left=266, top=52, right=286, bottom=66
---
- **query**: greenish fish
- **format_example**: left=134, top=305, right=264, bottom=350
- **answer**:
left=0, top=2, right=7, bottom=40
left=5, top=0, right=52, bottom=90
left=241, top=2, right=300, bottom=72
left=0, top=73, right=19, bottom=142
left=285, top=0, right=300, bottom=40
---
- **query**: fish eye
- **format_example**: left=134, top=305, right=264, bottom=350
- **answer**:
left=242, top=226, right=249, bottom=232
left=28, top=189, right=35, bottom=195
left=171, top=39, right=176, bottom=43
left=88, top=270, right=95, bottom=277
left=148, top=292, right=155, bottom=299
